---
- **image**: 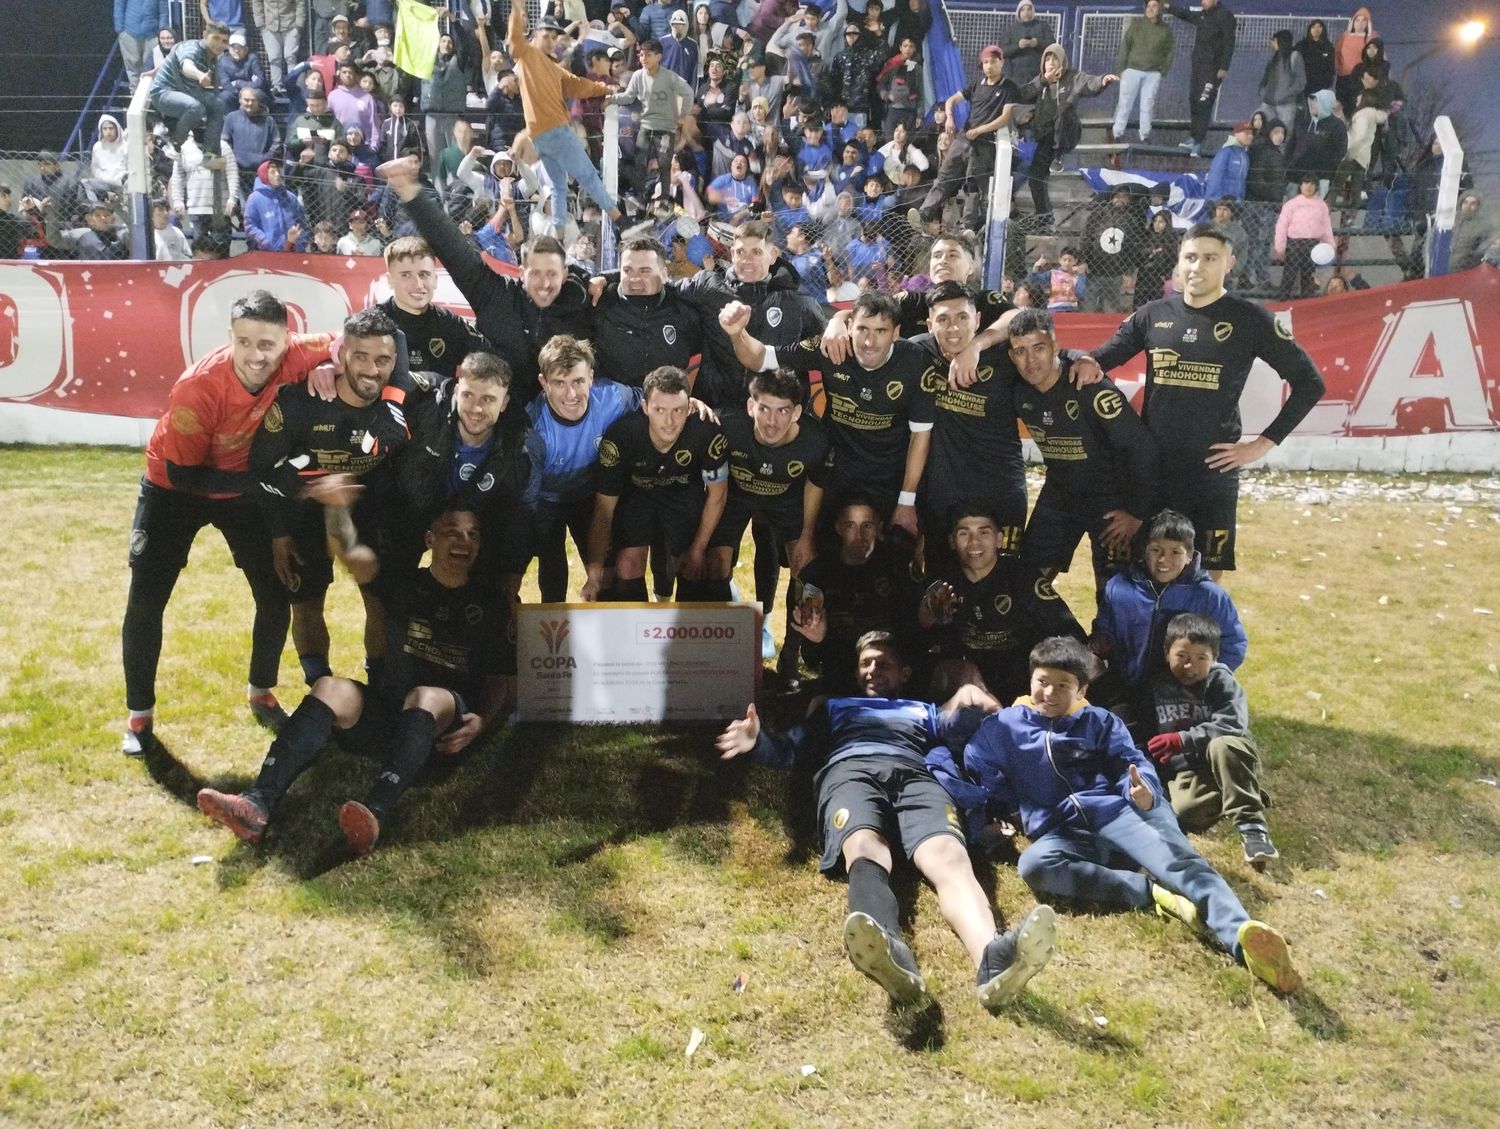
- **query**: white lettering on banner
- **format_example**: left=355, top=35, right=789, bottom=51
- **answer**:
left=516, top=604, right=759, bottom=722
left=0, top=265, right=70, bottom=400
left=1349, top=299, right=1493, bottom=431
left=185, top=270, right=353, bottom=364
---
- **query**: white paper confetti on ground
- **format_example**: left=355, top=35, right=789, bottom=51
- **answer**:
left=685, top=1028, right=704, bottom=1057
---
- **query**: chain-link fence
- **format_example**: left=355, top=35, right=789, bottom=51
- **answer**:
left=1074, top=11, right=1352, bottom=127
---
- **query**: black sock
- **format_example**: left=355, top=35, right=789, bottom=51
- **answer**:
left=752, top=522, right=780, bottom=610
left=252, top=696, right=337, bottom=807
left=299, top=653, right=332, bottom=685
left=847, top=857, right=901, bottom=935
left=364, top=707, right=437, bottom=818
left=608, top=575, right=648, bottom=602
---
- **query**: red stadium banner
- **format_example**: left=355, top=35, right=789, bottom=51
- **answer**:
left=1, top=255, right=1497, bottom=468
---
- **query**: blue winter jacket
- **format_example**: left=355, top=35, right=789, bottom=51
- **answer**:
left=244, top=176, right=308, bottom=251
left=927, top=699, right=1165, bottom=841
left=114, top=0, right=159, bottom=38
left=1096, top=554, right=1248, bottom=688
left=1205, top=141, right=1250, bottom=200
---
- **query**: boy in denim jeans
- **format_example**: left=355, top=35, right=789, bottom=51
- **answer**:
left=930, top=635, right=1302, bottom=993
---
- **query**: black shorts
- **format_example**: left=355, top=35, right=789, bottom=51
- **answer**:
left=283, top=492, right=398, bottom=603
left=128, top=479, right=287, bottom=596
left=612, top=491, right=702, bottom=556
left=1153, top=470, right=1238, bottom=571
left=709, top=493, right=802, bottom=553
left=332, top=683, right=469, bottom=755
left=1019, top=484, right=1132, bottom=585
left=815, top=754, right=965, bottom=876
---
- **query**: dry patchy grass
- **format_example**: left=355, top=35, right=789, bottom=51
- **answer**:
left=2, top=449, right=1498, bottom=1127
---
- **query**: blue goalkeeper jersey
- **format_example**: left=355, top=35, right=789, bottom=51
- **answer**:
left=525, top=379, right=644, bottom=507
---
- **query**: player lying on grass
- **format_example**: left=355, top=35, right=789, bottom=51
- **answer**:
left=197, top=498, right=515, bottom=856
left=716, top=630, right=1058, bottom=1012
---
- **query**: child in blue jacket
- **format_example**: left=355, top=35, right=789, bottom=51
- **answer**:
left=1093, top=509, right=1248, bottom=692
left=928, top=635, right=1302, bottom=994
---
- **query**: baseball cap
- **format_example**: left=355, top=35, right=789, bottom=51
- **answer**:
left=229, top=30, right=248, bottom=46
left=979, top=45, right=1003, bottom=62
left=331, top=13, right=349, bottom=24
left=670, top=10, right=689, bottom=24
left=1233, top=120, right=1254, bottom=133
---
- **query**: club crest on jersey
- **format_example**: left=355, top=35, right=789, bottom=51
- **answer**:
left=975, top=366, right=994, bottom=383
left=994, top=594, right=1012, bottom=615
left=171, top=406, right=202, bottom=435
left=464, top=604, right=483, bottom=625
left=787, top=459, right=804, bottom=478
left=766, top=307, right=783, bottom=328
left=478, top=472, right=495, bottom=492
left=663, top=324, right=677, bottom=345
left=832, top=807, right=849, bottom=830
left=675, top=448, right=693, bottom=466
left=429, top=337, right=446, bottom=358
left=1213, top=321, right=1233, bottom=343
left=459, top=462, right=476, bottom=480
left=599, top=439, right=620, bottom=467
left=1093, top=389, right=1124, bottom=419
left=130, top=529, right=147, bottom=557
left=1065, top=399, right=1080, bottom=420
left=262, top=403, right=283, bottom=433
left=1274, top=314, right=1294, bottom=341
left=886, top=380, right=904, bottom=400
left=1182, top=328, right=1199, bottom=344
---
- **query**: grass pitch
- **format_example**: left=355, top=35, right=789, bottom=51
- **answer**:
left=2, top=448, right=1499, bottom=1127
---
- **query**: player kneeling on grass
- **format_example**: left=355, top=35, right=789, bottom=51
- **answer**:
left=930, top=635, right=1302, bottom=994
left=716, top=630, right=1058, bottom=1012
left=197, top=501, right=516, bottom=856
left=1141, top=613, right=1279, bottom=870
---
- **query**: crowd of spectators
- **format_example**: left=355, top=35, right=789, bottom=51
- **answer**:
left=1, top=2, right=1494, bottom=294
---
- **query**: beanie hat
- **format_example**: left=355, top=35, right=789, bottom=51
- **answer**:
left=258, top=160, right=274, bottom=183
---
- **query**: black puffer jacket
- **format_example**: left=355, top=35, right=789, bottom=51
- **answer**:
left=1246, top=121, right=1289, bottom=202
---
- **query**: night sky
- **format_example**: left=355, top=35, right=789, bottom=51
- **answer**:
left=0, top=2, right=1495, bottom=184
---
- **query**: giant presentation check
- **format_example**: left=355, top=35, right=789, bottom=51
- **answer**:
left=515, top=603, right=760, bottom=722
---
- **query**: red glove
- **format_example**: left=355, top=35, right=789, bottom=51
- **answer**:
left=1145, top=731, right=1184, bottom=764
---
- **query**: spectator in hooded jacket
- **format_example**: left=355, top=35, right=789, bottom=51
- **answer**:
left=1287, top=88, right=1345, bottom=196
left=1001, top=0, right=1055, bottom=87
left=89, top=115, right=130, bottom=196
left=877, top=37, right=925, bottom=137
left=1113, top=0, right=1174, bottom=144
left=1242, top=118, right=1288, bottom=290
left=1204, top=119, right=1253, bottom=201
left=1012, top=44, right=1117, bottom=223
left=1295, top=19, right=1334, bottom=99
left=1082, top=185, right=1147, bottom=312
left=1257, top=30, right=1305, bottom=128
left=244, top=159, right=309, bottom=251
left=1333, top=7, right=1375, bottom=117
